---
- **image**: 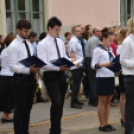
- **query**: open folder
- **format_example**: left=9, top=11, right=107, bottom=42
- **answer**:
left=20, top=56, right=46, bottom=68
left=20, top=56, right=83, bottom=68
left=107, top=55, right=121, bottom=72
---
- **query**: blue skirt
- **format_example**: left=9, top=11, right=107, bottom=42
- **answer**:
left=96, top=77, right=115, bottom=96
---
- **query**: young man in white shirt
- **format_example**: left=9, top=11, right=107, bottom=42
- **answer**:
left=120, top=17, right=134, bottom=134
left=68, top=26, right=84, bottom=109
left=7, top=19, right=40, bottom=134
left=37, top=17, right=79, bottom=134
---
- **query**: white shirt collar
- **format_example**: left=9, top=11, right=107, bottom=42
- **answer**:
left=16, top=35, right=25, bottom=42
left=72, top=35, right=80, bottom=43
left=47, top=34, right=55, bottom=41
left=129, top=33, right=134, bottom=40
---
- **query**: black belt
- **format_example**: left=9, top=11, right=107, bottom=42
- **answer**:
left=14, top=73, right=34, bottom=78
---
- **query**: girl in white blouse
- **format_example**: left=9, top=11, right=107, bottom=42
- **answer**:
left=91, top=28, right=118, bottom=132
left=117, top=27, right=129, bottom=127
left=0, top=33, right=15, bottom=123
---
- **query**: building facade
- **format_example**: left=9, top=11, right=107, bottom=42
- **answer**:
left=0, top=0, right=133, bottom=37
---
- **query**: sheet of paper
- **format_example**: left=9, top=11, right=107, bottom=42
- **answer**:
left=73, top=58, right=83, bottom=65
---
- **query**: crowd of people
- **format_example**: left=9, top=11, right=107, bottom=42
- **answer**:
left=0, top=16, right=134, bottom=134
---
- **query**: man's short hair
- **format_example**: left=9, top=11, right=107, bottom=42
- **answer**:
left=93, top=28, right=97, bottom=34
left=71, top=26, right=80, bottom=33
left=47, top=16, right=62, bottom=31
left=17, top=19, right=32, bottom=30
left=28, top=32, right=37, bottom=39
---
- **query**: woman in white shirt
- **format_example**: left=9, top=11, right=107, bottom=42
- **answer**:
left=91, top=28, right=118, bottom=132
left=0, top=33, right=15, bottom=123
left=117, top=27, right=129, bottom=127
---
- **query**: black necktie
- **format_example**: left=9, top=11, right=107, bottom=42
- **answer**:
left=55, top=38, right=61, bottom=58
left=24, top=40, right=31, bottom=58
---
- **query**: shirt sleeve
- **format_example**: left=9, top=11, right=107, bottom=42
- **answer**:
left=91, top=48, right=100, bottom=70
left=69, top=41, right=77, bottom=52
left=7, top=45, right=30, bottom=74
left=120, top=41, right=134, bottom=69
left=63, top=41, right=78, bottom=70
left=37, top=42, right=60, bottom=72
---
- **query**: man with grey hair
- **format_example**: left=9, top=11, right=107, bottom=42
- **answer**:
left=120, top=17, right=134, bottom=134
left=85, top=26, right=102, bottom=106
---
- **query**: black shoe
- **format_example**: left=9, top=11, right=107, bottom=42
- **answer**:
left=107, top=125, right=116, bottom=131
left=36, top=97, right=48, bottom=103
left=121, top=119, right=125, bottom=127
left=99, top=126, right=112, bottom=132
left=1, top=118, right=13, bottom=123
left=76, top=101, right=84, bottom=105
left=89, top=101, right=98, bottom=107
left=70, top=103, right=83, bottom=109
left=125, top=132, right=133, bottom=134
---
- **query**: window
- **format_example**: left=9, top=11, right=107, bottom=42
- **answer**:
left=120, top=0, right=134, bottom=26
left=5, top=0, right=45, bottom=36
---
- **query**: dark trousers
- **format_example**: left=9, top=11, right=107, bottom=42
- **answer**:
left=43, top=72, right=67, bottom=134
left=71, top=68, right=83, bottom=103
left=12, top=74, right=36, bottom=134
left=124, top=76, right=134, bottom=133
left=85, top=57, right=98, bottom=103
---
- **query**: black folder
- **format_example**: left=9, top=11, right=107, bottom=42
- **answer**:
left=107, top=55, right=121, bottom=72
left=20, top=56, right=46, bottom=68
left=51, top=58, right=75, bottom=67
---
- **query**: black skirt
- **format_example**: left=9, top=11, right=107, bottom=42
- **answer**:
left=96, top=77, right=115, bottom=96
left=119, top=73, right=126, bottom=93
left=0, top=76, right=14, bottom=114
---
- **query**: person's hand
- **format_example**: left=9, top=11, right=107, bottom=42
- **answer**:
left=104, top=62, right=114, bottom=67
left=71, top=58, right=77, bottom=62
left=60, top=65, right=70, bottom=71
left=76, top=63, right=81, bottom=69
left=115, top=71, right=120, bottom=76
left=30, top=64, right=41, bottom=73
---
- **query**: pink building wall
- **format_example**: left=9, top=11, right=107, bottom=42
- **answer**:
left=52, top=0, right=120, bottom=28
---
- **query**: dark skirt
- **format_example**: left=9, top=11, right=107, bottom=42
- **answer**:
left=0, top=76, right=14, bottom=114
left=119, top=73, right=126, bottom=93
left=96, top=77, right=115, bottom=96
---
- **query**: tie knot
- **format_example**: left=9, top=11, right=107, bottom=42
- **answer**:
left=23, top=40, right=26, bottom=43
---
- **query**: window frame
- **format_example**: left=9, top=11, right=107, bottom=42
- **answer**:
left=6, top=0, right=45, bottom=34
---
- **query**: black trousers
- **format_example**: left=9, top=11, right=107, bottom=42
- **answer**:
left=85, top=57, right=98, bottom=103
left=124, top=76, right=134, bottom=133
left=12, top=74, right=36, bottom=134
left=43, top=71, right=67, bottom=134
left=71, top=68, right=83, bottom=103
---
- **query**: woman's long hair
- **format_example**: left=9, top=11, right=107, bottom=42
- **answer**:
left=118, top=27, right=128, bottom=45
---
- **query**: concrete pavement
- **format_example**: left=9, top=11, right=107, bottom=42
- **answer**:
left=0, top=99, right=123, bottom=134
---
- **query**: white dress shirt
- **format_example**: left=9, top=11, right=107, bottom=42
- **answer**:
left=37, top=34, right=77, bottom=72
left=91, top=45, right=115, bottom=77
left=7, top=35, right=33, bottom=74
left=0, top=48, right=14, bottom=76
left=116, top=45, right=121, bottom=55
left=68, top=36, right=83, bottom=59
left=120, top=34, right=134, bottom=76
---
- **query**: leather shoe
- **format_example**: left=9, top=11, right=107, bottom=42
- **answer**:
left=70, top=103, right=82, bottom=109
left=76, top=101, right=84, bottom=105
left=121, top=118, right=125, bottom=127
left=89, top=101, right=98, bottom=107
left=107, top=125, right=116, bottom=131
left=125, top=132, right=133, bottom=134
left=99, top=126, right=112, bottom=132
left=1, top=118, right=13, bottom=123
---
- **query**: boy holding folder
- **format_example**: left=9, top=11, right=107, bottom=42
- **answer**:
left=37, top=17, right=80, bottom=134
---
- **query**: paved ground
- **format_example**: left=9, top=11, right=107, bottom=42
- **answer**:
left=0, top=98, right=123, bottom=134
